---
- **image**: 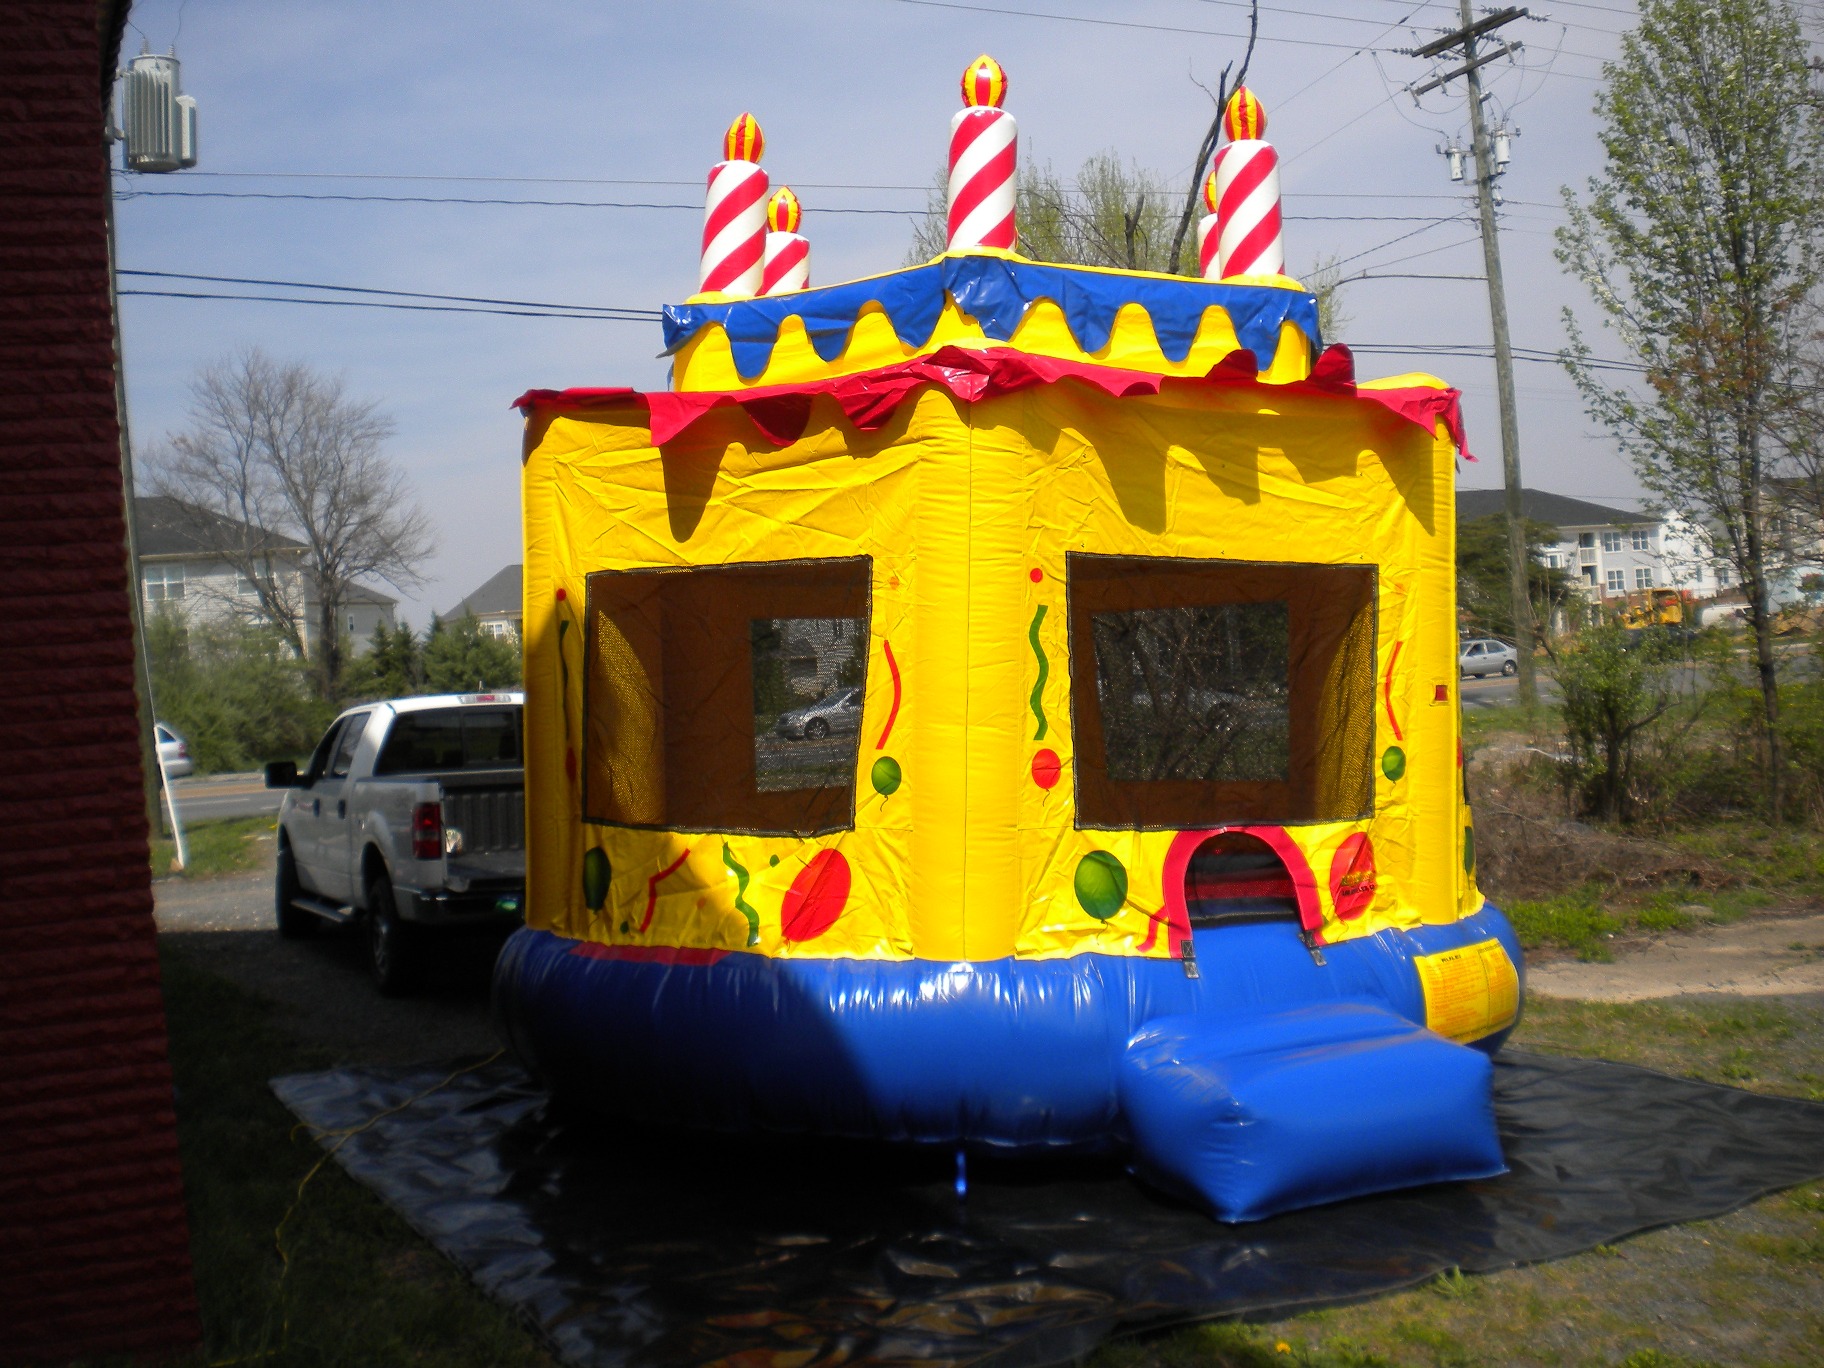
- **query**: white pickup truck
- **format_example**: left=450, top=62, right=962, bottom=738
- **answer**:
left=264, top=692, right=526, bottom=994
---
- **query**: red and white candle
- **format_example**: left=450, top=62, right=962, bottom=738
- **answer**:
left=1196, top=163, right=1221, bottom=279
left=760, top=186, right=810, bottom=295
left=699, top=113, right=770, bottom=297
left=946, top=55, right=1017, bottom=252
left=1211, top=87, right=1285, bottom=279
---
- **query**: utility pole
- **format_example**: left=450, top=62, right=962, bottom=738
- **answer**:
left=1410, top=5, right=1537, bottom=707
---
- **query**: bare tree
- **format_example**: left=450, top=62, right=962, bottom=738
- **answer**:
left=1164, top=1, right=1258, bottom=277
left=145, top=348, right=435, bottom=697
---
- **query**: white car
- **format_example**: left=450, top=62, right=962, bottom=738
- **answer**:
left=154, top=722, right=194, bottom=778
left=1458, top=638, right=1518, bottom=678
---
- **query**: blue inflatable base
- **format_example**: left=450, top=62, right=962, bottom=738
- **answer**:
left=494, top=907, right=1522, bottom=1219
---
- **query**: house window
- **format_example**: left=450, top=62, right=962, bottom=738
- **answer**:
left=144, top=564, right=185, bottom=602
left=1717, top=565, right=1733, bottom=587
left=1068, top=553, right=1376, bottom=830
left=1630, top=528, right=1652, bottom=551
left=584, top=557, right=870, bottom=836
left=1606, top=569, right=1626, bottom=593
left=1601, top=530, right=1624, bottom=553
left=1578, top=533, right=1596, bottom=547
left=1634, top=568, right=1654, bottom=589
left=1544, top=552, right=1563, bottom=570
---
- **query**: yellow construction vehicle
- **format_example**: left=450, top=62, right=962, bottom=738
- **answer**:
left=1618, top=587, right=1686, bottom=630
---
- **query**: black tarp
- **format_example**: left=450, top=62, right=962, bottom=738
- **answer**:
left=272, top=1050, right=1824, bottom=1367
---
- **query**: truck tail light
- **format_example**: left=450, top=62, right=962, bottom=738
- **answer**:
left=411, top=802, right=443, bottom=860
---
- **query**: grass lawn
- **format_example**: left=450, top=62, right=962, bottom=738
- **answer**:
left=152, top=937, right=1824, bottom=1366
left=155, top=944, right=551, bottom=1367
left=1094, top=993, right=1824, bottom=1368
left=151, top=814, right=275, bottom=881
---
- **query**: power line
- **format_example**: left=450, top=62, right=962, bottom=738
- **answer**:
left=883, top=0, right=1414, bottom=52
left=117, top=289, right=653, bottom=320
left=113, top=188, right=920, bottom=214
left=117, top=269, right=660, bottom=318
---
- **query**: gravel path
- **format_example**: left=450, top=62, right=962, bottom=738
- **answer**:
left=154, top=862, right=504, bottom=1067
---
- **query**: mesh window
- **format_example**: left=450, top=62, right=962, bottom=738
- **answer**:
left=1069, top=553, right=1375, bottom=829
left=584, top=558, right=870, bottom=835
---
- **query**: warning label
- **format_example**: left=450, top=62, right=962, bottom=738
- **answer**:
left=1415, top=939, right=1520, bottom=1043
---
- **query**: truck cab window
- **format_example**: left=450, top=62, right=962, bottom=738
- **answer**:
left=328, top=713, right=370, bottom=780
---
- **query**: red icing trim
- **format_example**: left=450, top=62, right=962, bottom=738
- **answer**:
left=510, top=343, right=1471, bottom=459
left=569, top=941, right=731, bottom=966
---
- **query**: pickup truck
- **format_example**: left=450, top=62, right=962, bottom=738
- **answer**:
left=264, top=692, right=526, bottom=994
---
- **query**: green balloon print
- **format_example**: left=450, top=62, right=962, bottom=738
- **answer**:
left=582, top=847, right=611, bottom=911
left=1381, top=745, right=1407, bottom=782
left=1074, top=850, right=1128, bottom=921
left=871, top=755, right=903, bottom=797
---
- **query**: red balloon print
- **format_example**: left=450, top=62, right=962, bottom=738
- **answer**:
left=781, top=849, right=851, bottom=942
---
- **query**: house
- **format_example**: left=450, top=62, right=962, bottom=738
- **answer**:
left=1455, top=488, right=1740, bottom=601
left=446, top=562, right=522, bottom=639
left=134, top=494, right=396, bottom=652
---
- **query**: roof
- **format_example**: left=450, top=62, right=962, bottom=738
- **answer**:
left=342, top=582, right=398, bottom=607
left=1456, top=488, right=1654, bottom=530
left=133, top=494, right=307, bottom=558
left=447, top=563, right=522, bottom=619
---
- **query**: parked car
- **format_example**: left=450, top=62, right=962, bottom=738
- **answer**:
left=154, top=722, right=193, bottom=779
left=1458, top=637, right=1518, bottom=678
left=775, top=685, right=863, bottom=740
left=265, top=692, right=525, bottom=995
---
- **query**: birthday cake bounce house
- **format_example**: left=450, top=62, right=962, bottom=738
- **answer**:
left=494, top=60, right=1525, bottom=1223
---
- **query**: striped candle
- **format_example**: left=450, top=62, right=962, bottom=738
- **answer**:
left=699, top=114, right=769, bottom=296
left=946, top=55, right=1017, bottom=251
left=761, top=187, right=810, bottom=295
left=1196, top=162, right=1221, bottom=280
left=1212, top=88, right=1284, bottom=278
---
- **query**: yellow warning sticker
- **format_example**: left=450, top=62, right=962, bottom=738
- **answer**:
left=1415, top=939, right=1520, bottom=1043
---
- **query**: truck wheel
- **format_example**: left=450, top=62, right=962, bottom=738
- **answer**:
left=365, top=868, right=415, bottom=997
left=1503, top=659, right=1517, bottom=676
left=275, top=837, right=315, bottom=940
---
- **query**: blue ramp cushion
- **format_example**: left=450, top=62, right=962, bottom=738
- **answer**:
left=1119, top=1003, right=1506, bottom=1222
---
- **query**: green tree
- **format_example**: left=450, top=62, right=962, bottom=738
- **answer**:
left=422, top=614, right=522, bottom=694
left=1550, top=623, right=1680, bottom=823
left=1457, top=515, right=1575, bottom=639
left=1556, top=0, right=1824, bottom=819
left=146, top=609, right=334, bottom=772
left=341, top=620, right=425, bottom=701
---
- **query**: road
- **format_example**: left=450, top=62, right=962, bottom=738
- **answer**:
left=168, top=772, right=282, bottom=822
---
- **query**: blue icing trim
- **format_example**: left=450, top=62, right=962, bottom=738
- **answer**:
left=663, top=256, right=1322, bottom=381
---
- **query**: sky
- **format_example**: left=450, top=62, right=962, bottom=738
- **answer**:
left=113, top=0, right=1654, bottom=628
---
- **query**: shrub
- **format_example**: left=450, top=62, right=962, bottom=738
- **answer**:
left=147, top=610, right=334, bottom=772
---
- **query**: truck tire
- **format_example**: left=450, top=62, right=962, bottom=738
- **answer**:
left=365, top=867, right=416, bottom=997
left=275, top=836, right=316, bottom=940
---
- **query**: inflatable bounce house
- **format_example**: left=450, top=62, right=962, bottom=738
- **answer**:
left=497, top=61, right=1525, bottom=1222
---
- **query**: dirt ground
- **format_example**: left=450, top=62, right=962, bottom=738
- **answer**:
left=1529, top=908, right=1824, bottom=1001
left=154, top=864, right=503, bottom=1066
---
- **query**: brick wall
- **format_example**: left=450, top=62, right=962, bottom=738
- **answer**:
left=0, top=0, right=202, bottom=1359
